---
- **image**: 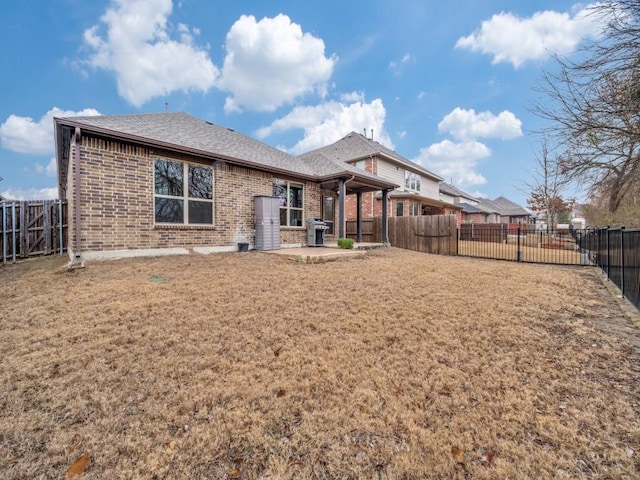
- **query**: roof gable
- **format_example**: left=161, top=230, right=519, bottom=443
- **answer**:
left=299, top=131, right=443, bottom=182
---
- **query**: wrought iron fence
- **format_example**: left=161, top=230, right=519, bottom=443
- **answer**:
left=457, top=224, right=591, bottom=266
left=580, top=227, right=640, bottom=309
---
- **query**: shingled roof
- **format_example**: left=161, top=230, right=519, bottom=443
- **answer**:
left=54, top=112, right=398, bottom=192
left=439, top=183, right=478, bottom=203
left=298, top=131, right=443, bottom=182
left=491, top=196, right=531, bottom=217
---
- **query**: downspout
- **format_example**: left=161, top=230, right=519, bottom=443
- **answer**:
left=73, top=127, right=82, bottom=259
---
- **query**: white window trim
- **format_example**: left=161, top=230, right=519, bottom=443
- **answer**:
left=154, top=157, right=215, bottom=226
left=404, top=170, right=421, bottom=193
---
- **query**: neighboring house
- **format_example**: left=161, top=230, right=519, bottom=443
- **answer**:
left=491, top=196, right=532, bottom=224
left=54, top=112, right=397, bottom=260
left=299, top=132, right=461, bottom=220
left=439, top=183, right=479, bottom=206
left=459, top=196, right=531, bottom=224
left=460, top=201, right=501, bottom=224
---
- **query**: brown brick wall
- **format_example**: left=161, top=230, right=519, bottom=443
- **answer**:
left=69, top=135, right=322, bottom=255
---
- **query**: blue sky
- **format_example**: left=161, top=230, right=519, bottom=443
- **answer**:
left=0, top=0, right=604, bottom=206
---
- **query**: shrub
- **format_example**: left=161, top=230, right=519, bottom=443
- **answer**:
left=337, top=237, right=354, bottom=249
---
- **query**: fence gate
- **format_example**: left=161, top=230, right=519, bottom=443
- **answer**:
left=1, top=200, right=67, bottom=264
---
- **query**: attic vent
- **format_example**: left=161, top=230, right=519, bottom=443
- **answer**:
left=227, top=127, right=235, bottom=132
left=205, top=121, right=213, bottom=125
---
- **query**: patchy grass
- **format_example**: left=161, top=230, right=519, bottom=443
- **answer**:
left=1, top=248, right=639, bottom=479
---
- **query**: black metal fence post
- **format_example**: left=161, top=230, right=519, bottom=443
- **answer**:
left=606, top=226, right=610, bottom=280
left=621, top=225, right=625, bottom=298
left=516, top=225, right=522, bottom=262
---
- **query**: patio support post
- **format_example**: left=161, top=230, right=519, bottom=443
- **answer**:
left=356, top=191, right=362, bottom=243
left=381, top=189, right=389, bottom=244
left=338, top=178, right=346, bottom=238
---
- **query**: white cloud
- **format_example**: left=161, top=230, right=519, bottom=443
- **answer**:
left=257, top=98, right=392, bottom=154
left=340, top=91, right=365, bottom=103
left=83, top=0, right=218, bottom=106
left=0, top=187, right=58, bottom=201
left=413, top=140, right=490, bottom=187
left=0, top=107, right=100, bottom=155
left=417, top=91, right=426, bottom=100
left=218, top=14, right=336, bottom=112
left=455, top=5, right=602, bottom=67
left=34, top=158, right=57, bottom=177
left=46, top=157, right=57, bottom=176
left=389, top=53, right=413, bottom=70
left=438, top=107, right=522, bottom=141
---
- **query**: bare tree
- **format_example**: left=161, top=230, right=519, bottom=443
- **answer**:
left=531, top=1, right=640, bottom=217
left=525, top=140, right=574, bottom=230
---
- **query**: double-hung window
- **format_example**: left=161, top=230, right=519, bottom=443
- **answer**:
left=273, top=180, right=304, bottom=226
left=154, top=157, right=214, bottom=225
left=404, top=171, right=421, bottom=192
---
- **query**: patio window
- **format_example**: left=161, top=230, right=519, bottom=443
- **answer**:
left=396, top=200, right=404, bottom=217
left=273, top=180, right=304, bottom=227
left=154, top=157, right=214, bottom=225
left=410, top=202, right=420, bottom=216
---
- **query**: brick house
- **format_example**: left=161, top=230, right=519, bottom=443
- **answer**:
left=299, top=132, right=462, bottom=222
left=54, top=112, right=397, bottom=260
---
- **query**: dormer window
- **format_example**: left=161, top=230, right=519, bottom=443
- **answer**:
left=405, top=171, right=421, bottom=192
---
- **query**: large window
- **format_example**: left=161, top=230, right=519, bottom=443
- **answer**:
left=404, top=171, right=421, bottom=192
left=273, top=180, right=304, bottom=226
left=410, top=202, right=420, bottom=216
left=396, top=200, right=404, bottom=217
left=154, top=158, right=213, bottom=225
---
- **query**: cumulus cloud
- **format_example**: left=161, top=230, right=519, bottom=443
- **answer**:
left=0, top=187, right=58, bottom=201
left=455, top=5, right=602, bottom=67
left=256, top=98, right=392, bottom=154
left=35, top=157, right=57, bottom=177
left=0, top=107, right=100, bottom=155
left=413, top=140, right=491, bottom=187
left=83, top=0, right=218, bottom=106
left=438, top=107, right=522, bottom=141
left=218, top=14, right=336, bottom=112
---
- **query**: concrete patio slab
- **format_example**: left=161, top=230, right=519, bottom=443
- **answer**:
left=257, top=243, right=387, bottom=263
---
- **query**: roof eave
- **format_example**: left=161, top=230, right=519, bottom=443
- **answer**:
left=53, top=117, right=319, bottom=182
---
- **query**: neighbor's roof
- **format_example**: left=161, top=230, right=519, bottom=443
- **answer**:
left=54, top=112, right=398, bottom=192
left=439, top=183, right=478, bottom=202
left=374, top=190, right=463, bottom=209
left=491, top=196, right=531, bottom=217
left=459, top=202, right=492, bottom=214
left=299, top=131, right=443, bottom=182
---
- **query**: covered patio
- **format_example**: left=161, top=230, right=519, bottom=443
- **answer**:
left=319, top=173, right=398, bottom=243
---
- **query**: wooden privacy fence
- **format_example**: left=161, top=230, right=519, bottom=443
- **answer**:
left=1, top=200, right=68, bottom=264
left=346, top=215, right=457, bottom=255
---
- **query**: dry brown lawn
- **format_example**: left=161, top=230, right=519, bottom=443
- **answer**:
left=1, top=248, right=639, bottom=479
